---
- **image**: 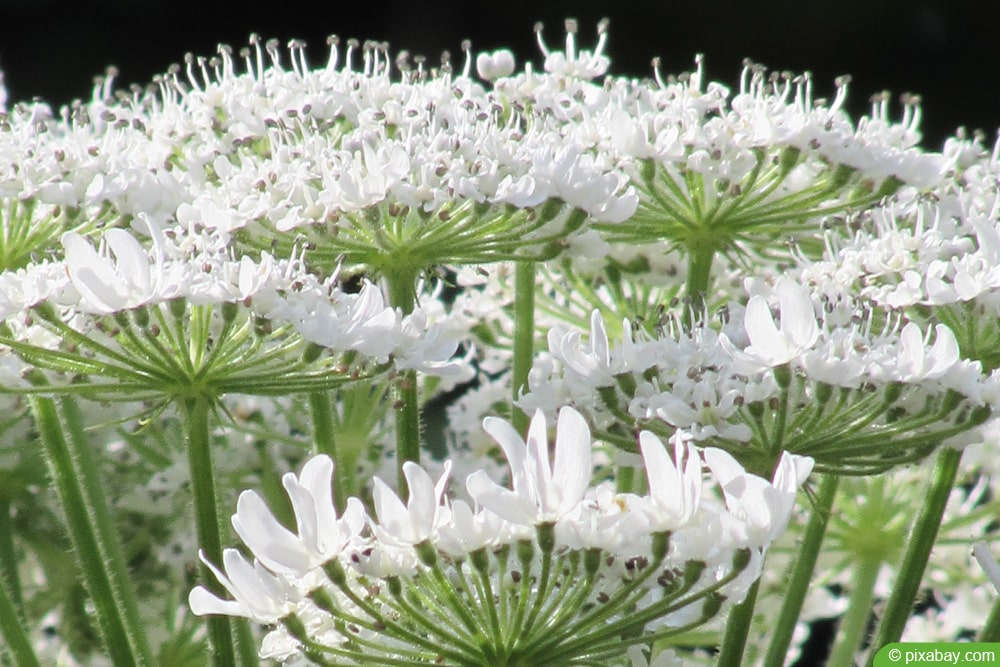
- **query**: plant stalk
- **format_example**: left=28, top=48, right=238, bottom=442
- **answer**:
left=763, top=475, right=840, bottom=667
left=828, top=555, right=881, bottom=667
left=183, top=395, right=238, bottom=667
left=386, top=270, right=422, bottom=496
left=31, top=396, right=154, bottom=666
left=866, top=447, right=963, bottom=664
left=512, top=260, right=536, bottom=435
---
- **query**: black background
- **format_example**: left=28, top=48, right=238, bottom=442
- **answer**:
left=0, top=0, right=998, bottom=150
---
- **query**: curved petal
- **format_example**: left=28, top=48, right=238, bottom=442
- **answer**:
left=551, top=407, right=592, bottom=516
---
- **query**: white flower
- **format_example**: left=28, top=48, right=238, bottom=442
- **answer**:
left=435, top=500, right=511, bottom=556
left=188, top=549, right=296, bottom=623
left=371, top=460, right=452, bottom=546
left=882, top=322, right=960, bottom=383
left=476, top=50, right=515, bottom=81
left=61, top=224, right=170, bottom=314
left=467, top=407, right=592, bottom=526
left=704, top=449, right=814, bottom=549
left=729, top=278, right=819, bottom=372
left=634, top=429, right=702, bottom=532
left=546, top=310, right=615, bottom=387
left=231, top=455, right=366, bottom=577
left=536, top=19, right=610, bottom=80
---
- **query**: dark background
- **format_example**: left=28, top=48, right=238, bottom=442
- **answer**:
left=0, top=0, right=998, bottom=150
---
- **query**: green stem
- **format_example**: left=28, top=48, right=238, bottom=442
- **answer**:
left=0, top=496, right=22, bottom=621
left=763, top=475, right=840, bottom=667
left=828, top=556, right=881, bottom=667
left=0, top=569, right=40, bottom=667
left=386, top=270, right=421, bottom=496
left=980, top=599, right=1000, bottom=642
left=308, top=391, right=347, bottom=512
left=182, top=395, right=237, bottom=667
left=30, top=396, right=154, bottom=666
left=234, top=620, right=259, bottom=667
left=684, top=240, right=716, bottom=324
left=393, top=372, right=421, bottom=496
left=716, top=578, right=761, bottom=667
left=512, top=260, right=536, bottom=435
left=615, top=466, right=636, bottom=494
left=866, top=447, right=963, bottom=664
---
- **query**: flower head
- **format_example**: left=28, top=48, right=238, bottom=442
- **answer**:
left=467, top=406, right=592, bottom=526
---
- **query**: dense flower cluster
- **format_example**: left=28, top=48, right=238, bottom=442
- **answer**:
left=521, top=278, right=996, bottom=475
left=0, top=16, right=999, bottom=667
left=190, top=408, right=811, bottom=664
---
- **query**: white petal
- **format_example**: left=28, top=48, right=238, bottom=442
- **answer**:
left=402, top=461, right=438, bottom=541
left=526, top=409, right=551, bottom=508
left=483, top=416, right=529, bottom=492
left=232, top=491, right=308, bottom=574
left=466, top=470, right=537, bottom=526
left=743, top=295, right=781, bottom=354
left=640, top=431, right=681, bottom=515
left=551, top=407, right=592, bottom=515
left=104, top=228, right=150, bottom=294
left=189, top=586, right=246, bottom=618
left=372, top=476, right=412, bottom=542
left=776, top=280, right=818, bottom=348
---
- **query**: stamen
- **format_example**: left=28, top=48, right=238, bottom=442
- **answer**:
left=534, top=22, right=549, bottom=57
left=266, top=38, right=282, bottom=70
left=651, top=57, right=667, bottom=90
left=288, top=39, right=308, bottom=79
left=184, top=53, right=202, bottom=92
left=217, top=44, right=235, bottom=80
left=461, top=40, right=472, bottom=79
left=249, top=33, right=264, bottom=81
left=690, top=53, right=703, bottom=92
left=830, top=75, right=851, bottom=116
left=345, top=38, right=359, bottom=72
left=326, top=35, right=340, bottom=71
left=564, top=18, right=578, bottom=62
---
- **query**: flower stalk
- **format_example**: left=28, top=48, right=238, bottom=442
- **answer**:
left=30, top=394, right=154, bottom=666
left=386, top=269, right=422, bottom=494
left=763, top=475, right=840, bottom=667
left=867, top=447, right=963, bottom=663
left=182, top=394, right=237, bottom=667
left=0, top=559, right=39, bottom=667
left=828, top=553, right=881, bottom=667
left=512, top=260, right=537, bottom=434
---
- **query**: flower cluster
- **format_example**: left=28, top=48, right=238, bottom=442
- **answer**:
left=1, top=16, right=999, bottom=667
left=521, top=277, right=996, bottom=475
left=191, top=408, right=811, bottom=664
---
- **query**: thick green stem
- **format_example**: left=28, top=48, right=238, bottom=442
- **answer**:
left=828, top=556, right=881, bottom=667
left=512, top=260, right=536, bottom=435
left=0, top=560, right=39, bottom=667
left=183, top=395, right=237, bottom=667
left=386, top=270, right=422, bottom=496
left=0, top=496, right=22, bottom=622
left=763, top=475, right=840, bottom=667
left=309, top=391, right=347, bottom=512
left=980, top=599, right=1000, bottom=642
left=234, top=620, right=260, bottom=667
left=684, top=240, right=716, bottom=325
left=615, top=466, right=636, bottom=494
left=866, top=447, right=963, bottom=664
left=30, top=396, right=154, bottom=666
left=716, top=578, right=760, bottom=667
